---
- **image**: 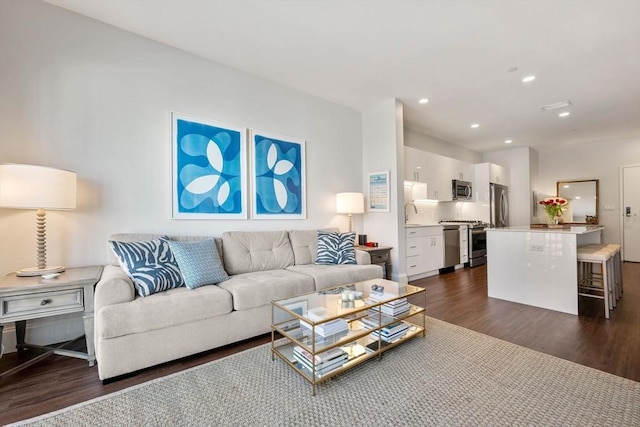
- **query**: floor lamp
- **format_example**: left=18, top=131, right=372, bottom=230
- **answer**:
left=0, top=164, right=77, bottom=276
left=336, top=192, right=364, bottom=233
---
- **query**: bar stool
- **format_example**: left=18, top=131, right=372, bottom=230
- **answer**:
left=577, top=246, right=613, bottom=319
left=606, top=244, right=623, bottom=299
left=578, top=243, right=623, bottom=304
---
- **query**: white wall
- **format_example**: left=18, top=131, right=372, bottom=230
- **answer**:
left=0, top=0, right=365, bottom=276
left=536, top=137, right=640, bottom=244
left=0, top=1, right=365, bottom=347
left=404, top=126, right=483, bottom=164
left=362, top=100, right=404, bottom=281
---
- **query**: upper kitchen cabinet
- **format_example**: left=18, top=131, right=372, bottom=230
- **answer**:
left=474, top=162, right=511, bottom=202
left=404, top=147, right=474, bottom=201
left=404, top=146, right=428, bottom=182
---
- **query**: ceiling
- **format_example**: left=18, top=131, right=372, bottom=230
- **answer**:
left=45, top=0, right=640, bottom=153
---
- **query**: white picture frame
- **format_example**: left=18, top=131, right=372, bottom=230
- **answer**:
left=172, top=112, right=247, bottom=219
left=368, top=170, right=390, bottom=212
left=250, top=129, right=306, bottom=219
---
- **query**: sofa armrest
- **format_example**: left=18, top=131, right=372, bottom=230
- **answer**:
left=355, top=249, right=371, bottom=265
left=95, top=265, right=136, bottom=312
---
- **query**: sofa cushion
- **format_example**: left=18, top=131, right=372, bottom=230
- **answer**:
left=218, top=269, right=315, bottom=311
left=168, top=239, right=229, bottom=289
left=289, top=228, right=339, bottom=265
left=315, top=231, right=357, bottom=265
left=287, top=264, right=383, bottom=291
left=96, top=285, right=233, bottom=339
left=222, top=231, right=295, bottom=275
left=109, top=237, right=184, bottom=297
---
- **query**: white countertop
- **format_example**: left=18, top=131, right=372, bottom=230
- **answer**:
left=486, top=225, right=604, bottom=235
left=405, top=224, right=443, bottom=228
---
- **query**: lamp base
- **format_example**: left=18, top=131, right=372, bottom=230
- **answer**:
left=16, top=266, right=65, bottom=277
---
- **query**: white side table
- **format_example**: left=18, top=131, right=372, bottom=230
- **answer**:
left=0, top=265, right=103, bottom=379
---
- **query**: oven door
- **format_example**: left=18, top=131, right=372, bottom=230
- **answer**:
left=469, top=227, right=487, bottom=266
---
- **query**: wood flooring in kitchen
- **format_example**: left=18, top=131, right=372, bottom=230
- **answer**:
left=1, top=262, right=639, bottom=424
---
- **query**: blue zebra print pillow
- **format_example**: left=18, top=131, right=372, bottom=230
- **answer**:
left=109, top=236, right=184, bottom=297
left=315, top=231, right=357, bottom=265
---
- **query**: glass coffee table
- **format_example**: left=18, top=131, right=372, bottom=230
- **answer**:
left=271, top=278, right=426, bottom=395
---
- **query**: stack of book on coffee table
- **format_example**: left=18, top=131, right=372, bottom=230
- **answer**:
left=300, top=307, right=349, bottom=337
left=360, top=313, right=410, bottom=343
left=369, top=321, right=409, bottom=343
left=293, top=346, right=348, bottom=377
left=366, top=294, right=411, bottom=316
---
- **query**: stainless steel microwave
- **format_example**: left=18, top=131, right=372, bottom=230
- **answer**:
left=452, top=179, right=473, bottom=200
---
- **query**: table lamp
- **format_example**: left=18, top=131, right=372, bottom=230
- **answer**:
left=0, top=164, right=77, bottom=276
left=336, top=192, right=364, bottom=232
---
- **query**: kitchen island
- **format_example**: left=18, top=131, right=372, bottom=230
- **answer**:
left=486, top=226, right=603, bottom=315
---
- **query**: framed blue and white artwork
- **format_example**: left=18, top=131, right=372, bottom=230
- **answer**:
left=368, top=170, right=390, bottom=212
left=172, top=113, right=247, bottom=219
left=250, top=130, right=306, bottom=219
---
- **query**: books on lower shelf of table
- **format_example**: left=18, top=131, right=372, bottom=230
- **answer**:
left=293, top=346, right=348, bottom=376
left=369, top=321, right=409, bottom=343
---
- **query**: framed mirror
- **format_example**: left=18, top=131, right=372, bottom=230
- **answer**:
left=556, top=179, right=599, bottom=224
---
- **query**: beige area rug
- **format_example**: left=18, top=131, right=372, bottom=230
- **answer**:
left=9, top=317, right=640, bottom=426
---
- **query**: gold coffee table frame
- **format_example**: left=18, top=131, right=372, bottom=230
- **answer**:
left=271, top=278, right=426, bottom=395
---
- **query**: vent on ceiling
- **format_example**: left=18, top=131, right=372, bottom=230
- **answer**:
left=540, top=100, right=573, bottom=111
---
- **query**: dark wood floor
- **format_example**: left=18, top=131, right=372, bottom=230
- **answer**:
left=1, top=262, right=638, bottom=424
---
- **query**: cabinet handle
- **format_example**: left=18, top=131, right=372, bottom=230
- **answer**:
left=410, top=245, right=417, bottom=249
left=409, top=264, right=417, bottom=268
left=40, top=299, right=51, bottom=306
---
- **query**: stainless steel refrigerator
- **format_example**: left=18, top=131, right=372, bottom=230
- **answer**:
left=490, top=183, right=509, bottom=228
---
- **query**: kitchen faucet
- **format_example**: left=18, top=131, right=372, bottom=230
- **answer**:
left=404, top=201, right=417, bottom=223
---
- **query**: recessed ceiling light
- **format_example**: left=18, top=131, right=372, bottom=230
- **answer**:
left=505, top=140, right=512, bottom=144
left=471, top=124, right=479, bottom=128
left=563, top=185, right=570, bottom=188
left=418, top=98, right=429, bottom=104
left=558, top=111, right=571, bottom=117
left=522, top=75, right=536, bottom=83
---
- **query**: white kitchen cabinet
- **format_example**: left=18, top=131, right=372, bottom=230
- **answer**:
left=404, top=147, right=474, bottom=201
left=424, top=232, right=444, bottom=271
left=422, top=152, right=462, bottom=201
left=404, top=146, right=428, bottom=182
left=474, top=162, right=511, bottom=203
left=405, top=226, right=444, bottom=278
left=461, top=163, right=475, bottom=182
left=459, top=225, right=469, bottom=264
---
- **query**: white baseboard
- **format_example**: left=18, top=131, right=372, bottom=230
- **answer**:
left=407, top=269, right=440, bottom=281
left=1, top=313, right=85, bottom=355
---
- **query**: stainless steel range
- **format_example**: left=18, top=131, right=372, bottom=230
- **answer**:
left=439, top=220, right=488, bottom=268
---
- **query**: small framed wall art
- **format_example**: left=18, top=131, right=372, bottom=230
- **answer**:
left=250, top=130, right=306, bottom=219
left=172, top=112, right=247, bottom=219
left=367, top=170, right=390, bottom=212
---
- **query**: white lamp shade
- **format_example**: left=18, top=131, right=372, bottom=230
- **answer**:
left=336, top=192, right=364, bottom=214
left=0, top=164, right=77, bottom=210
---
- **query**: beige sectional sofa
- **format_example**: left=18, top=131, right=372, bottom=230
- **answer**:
left=94, top=229, right=383, bottom=380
